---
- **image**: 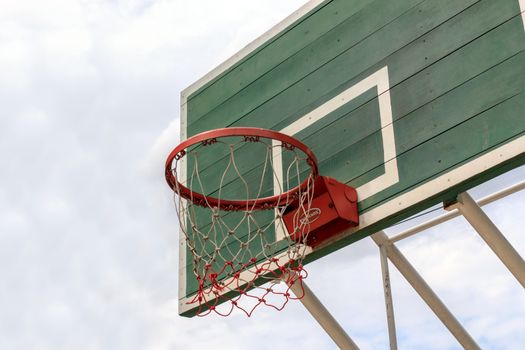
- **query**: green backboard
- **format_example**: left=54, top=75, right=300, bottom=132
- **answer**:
left=177, top=0, right=525, bottom=316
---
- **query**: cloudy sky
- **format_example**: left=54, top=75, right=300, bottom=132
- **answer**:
left=1, top=0, right=524, bottom=349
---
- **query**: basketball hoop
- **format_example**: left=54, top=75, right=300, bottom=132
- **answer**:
left=165, top=127, right=318, bottom=316
left=165, top=127, right=358, bottom=316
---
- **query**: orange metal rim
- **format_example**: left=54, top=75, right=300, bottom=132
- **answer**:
left=165, top=127, right=319, bottom=211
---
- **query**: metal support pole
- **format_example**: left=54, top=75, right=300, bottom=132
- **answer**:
left=447, top=192, right=525, bottom=288
left=379, top=245, right=398, bottom=350
left=371, top=231, right=481, bottom=350
left=391, top=180, right=525, bottom=242
left=288, top=279, right=359, bottom=350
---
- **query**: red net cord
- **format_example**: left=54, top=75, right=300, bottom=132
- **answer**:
left=188, top=257, right=307, bottom=317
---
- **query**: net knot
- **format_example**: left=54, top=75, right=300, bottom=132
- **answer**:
left=174, top=150, right=186, bottom=160
left=243, top=135, right=260, bottom=142
left=201, top=138, right=217, bottom=146
left=281, top=141, right=295, bottom=151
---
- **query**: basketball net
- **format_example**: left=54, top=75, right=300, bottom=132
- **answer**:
left=167, top=130, right=317, bottom=316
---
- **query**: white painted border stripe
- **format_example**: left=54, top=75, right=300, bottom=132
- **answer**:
left=178, top=96, right=188, bottom=312
left=519, top=0, right=525, bottom=31
left=358, top=135, right=525, bottom=229
left=277, top=66, right=399, bottom=201
left=272, top=66, right=398, bottom=240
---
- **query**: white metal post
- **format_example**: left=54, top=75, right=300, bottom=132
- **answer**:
left=379, top=245, right=398, bottom=350
left=391, top=180, right=525, bottom=243
left=371, top=231, right=481, bottom=350
left=287, top=279, right=359, bottom=350
left=447, top=192, right=525, bottom=288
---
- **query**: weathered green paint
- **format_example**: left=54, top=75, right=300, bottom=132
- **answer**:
left=188, top=0, right=494, bottom=134
left=179, top=0, right=525, bottom=316
left=187, top=0, right=421, bottom=123
left=188, top=0, right=372, bottom=114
